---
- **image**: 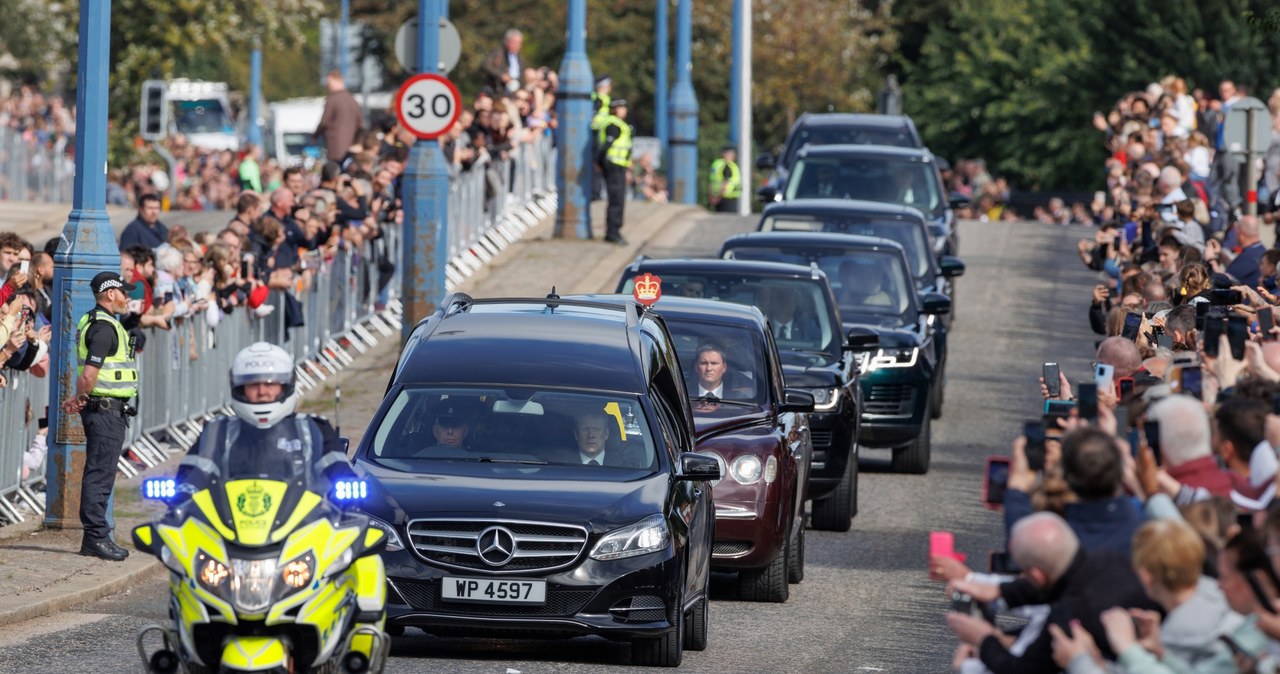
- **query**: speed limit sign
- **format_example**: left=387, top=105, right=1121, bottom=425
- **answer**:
left=395, top=74, right=462, bottom=140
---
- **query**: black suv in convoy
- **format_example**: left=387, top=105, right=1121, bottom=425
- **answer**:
left=585, top=295, right=814, bottom=602
left=353, top=293, right=719, bottom=667
left=780, top=144, right=960, bottom=258
left=617, top=259, right=870, bottom=532
left=755, top=113, right=923, bottom=204
left=719, top=233, right=950, bottom=474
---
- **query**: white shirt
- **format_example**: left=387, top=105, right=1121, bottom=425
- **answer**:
left=507, top=52, right=520, bottom=81
left=776, top=322, right=794, bottom=340
left=697, top=384, right=724, bottom=398
left=580, top=451, right=605, bottom=465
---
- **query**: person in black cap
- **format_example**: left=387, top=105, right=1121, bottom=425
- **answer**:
left=60, top=271, right=140, bottom=561
left=430, top=401, right=473, bottom=448
left=597, top=98, right=633, bottom=245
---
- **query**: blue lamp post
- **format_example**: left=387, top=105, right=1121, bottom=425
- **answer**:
left=555, top=0, right=594, bottom=239
left=669, top=0, right=699, bottom=205
left=247, top=38, right=263, bottom=147
left=45, top=0, right=118, bottom=530
left=399, top=0, right=451, bottom=343
left=655, top=0, right=669, bottom=165
left=728, top=0, right=741, bottom=147
left=339, top=0, right=350, bottom=82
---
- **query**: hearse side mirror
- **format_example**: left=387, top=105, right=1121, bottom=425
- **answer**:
left=779, top=388, right=816, bottom=414
left=920, top=292, right=952, bottom=315
left=679, top=453, right=722, bottom=481
left=939, top=256, right=966, bottom=278
left=845, top=327, right=880, bottom=351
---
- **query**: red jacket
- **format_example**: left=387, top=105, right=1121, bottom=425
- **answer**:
left=1167, top=456, right=1233, bottom=498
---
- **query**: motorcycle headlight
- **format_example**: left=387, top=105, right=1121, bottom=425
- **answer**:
left=366, top=516, right=406, bottom=552
left=866, top=347, right=919, bottom=370
left=590, top=514, right=670, bottom=561
left=230, top=558, right=279, bottom=613
left=807, top=387, right=841, bottom=411
left=730, top=455, right=762, bottom=485
left=196, top=551, right=230, bottom=592
left=280, top=553, right=314, bottom=591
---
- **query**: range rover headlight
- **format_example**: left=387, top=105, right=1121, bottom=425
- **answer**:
left=730, top=455, right=763, bottom=485
left=807, top=387, right=841, bottom=411
left=866, top=347, right=919, bottom=371
left=590, top=514, right=670, bottom=561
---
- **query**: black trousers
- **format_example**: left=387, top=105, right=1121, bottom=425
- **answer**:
left=604, top=163, right=627, bottom=240
left=79, top=407, right=127, bottom=541
left=714, top=198, right=739, bottom=213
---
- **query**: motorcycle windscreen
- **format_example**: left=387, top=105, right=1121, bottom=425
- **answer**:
left=224, top=479, right=290, bottom=546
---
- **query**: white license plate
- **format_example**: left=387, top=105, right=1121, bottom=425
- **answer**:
left=441, top=577, right=547, bottom=604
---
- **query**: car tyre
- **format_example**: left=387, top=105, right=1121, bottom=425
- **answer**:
left=787, top=521, right=805, bottom=584
left=632, top=596, right=685, bottom=667
left=891, top=415, right=931, bottom=474
left=811, top=456, right=854, bottom=532
left=683, top=593, right=709, bottom=651
left=930, top=375, right=945, bottom=420
left=385, top=623, right=405, bottom=637
left=737, top=530, right=790, bottom=602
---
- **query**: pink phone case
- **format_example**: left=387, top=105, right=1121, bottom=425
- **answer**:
left=929, top=531, right=965, bottom=579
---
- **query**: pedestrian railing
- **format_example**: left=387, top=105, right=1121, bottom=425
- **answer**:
left=0, top=126, right=76, bottom=204
left=0, top=135, right=559, bottom=525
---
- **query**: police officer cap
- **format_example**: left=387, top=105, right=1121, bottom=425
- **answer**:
left=432, top=401, right=471, bottom=426
left=595, top=75, right=611, bottom=88
left=609, top=98, right=627, bottom=109
left=90, top=271, right=136, bottom=295
left=721, top=145, right=736, bottom=153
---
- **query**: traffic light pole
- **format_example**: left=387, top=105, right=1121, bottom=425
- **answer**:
left=46, top=0, right=118, bottom=531
left=399, top=0, right=451, bottom=343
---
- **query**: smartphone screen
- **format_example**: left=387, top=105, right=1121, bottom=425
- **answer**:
left=1121, top=313, right=1142, bottom=341
left=1261, top=307, right=1276, bottom=341
left=1043, top=362, right=1061, bottom=397
left=1077, top=383, right=1098, bottom=421
left=1211, top=289, right=1244, bottom=306
left=18, top=260, right=29, bottom=275
left=1144, top=420, right=1162, bottom=465
left=1156, top=333, right=1174, bottom=349
left=983, top=458, right=1010, bottom=507
left=1023, top=421, right=1046, bottom=471
left=1203, top=316, right=1224, bottom=357
left=1181, top=366, right=1203, bottom=399
left=1228, top=315, right=1249, bottom=360
left=1195, top=302, right=1211, bottom=331
left=1118, top=377, right=1135, bottom=399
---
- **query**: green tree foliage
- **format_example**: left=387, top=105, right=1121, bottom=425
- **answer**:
left=0, top=1, right=74, bottom=84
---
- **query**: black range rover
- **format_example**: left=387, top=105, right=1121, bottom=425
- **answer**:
left=353, top=293, right=719, bottom=667
left=719, top=233, right=951, bottom=474
left=617, top=259, right=870, bottom=532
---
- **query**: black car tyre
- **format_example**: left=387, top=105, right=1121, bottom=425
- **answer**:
left=811, top=456, right=854, bottom=532
left=891, top=415, right=932, bottom=474
left=385, top=623, right=405, bottom=637
left=930, top=374, right=945, bottom=420
left=738, top=530, right=790, bottom=602
left=787, top=521, right=805, bottom=584
left=683, top=591, right=709, bottom=651
left=632, top=596, right=685, bottom=667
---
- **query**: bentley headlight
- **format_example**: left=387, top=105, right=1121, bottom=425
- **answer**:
left=730, top=455, right=763, bottom=485
left=590, top=514, right=670, bottom=561
left=764, top=456, right=779, bottom=484
left=230, top=558, right=279, bottom=613
left=367, top=516, right=406, bottom=552
left=808, top=387, right=840, bottom=412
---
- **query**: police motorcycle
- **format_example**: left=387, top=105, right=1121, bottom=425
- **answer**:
left=131, top=344, right=390, bottom=674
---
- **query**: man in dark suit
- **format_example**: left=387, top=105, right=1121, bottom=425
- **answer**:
left=689, top=343, right=755, bottom=401
left=763, top=287, right=819, bottom=343
left=481, top=29, right=524, bottom=94
left=568, top=410, right=648, bottom=468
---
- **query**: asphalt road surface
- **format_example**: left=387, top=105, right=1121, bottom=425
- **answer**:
left=0, top=216, right=1103, bottom=673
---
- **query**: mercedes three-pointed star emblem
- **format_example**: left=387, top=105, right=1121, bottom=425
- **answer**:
left=476, top=526, right=517, bottom=566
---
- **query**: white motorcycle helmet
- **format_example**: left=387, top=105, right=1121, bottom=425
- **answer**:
left=229, top=342, right=299, bottom=429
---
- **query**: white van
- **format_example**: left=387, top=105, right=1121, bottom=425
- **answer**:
left=166, top=79, right=239, bottom=152
left=266, top=97, right=327, bottom=167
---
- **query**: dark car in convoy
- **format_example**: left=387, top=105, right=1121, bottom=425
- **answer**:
left=352, top=293, right=720, bottom=667
left=780, top=144, right=961, bottom=258
left=582, top=295, right=815, bottom=602
left=719, top=233, right=950, bottom=473
left=755, top=113, right=923, bottom=204
left=617, top=259, right=871, bottom=532
left=742, top=211, right=964, bottom=417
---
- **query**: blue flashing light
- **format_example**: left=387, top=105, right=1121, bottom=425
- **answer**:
left=332, top=479, right=368, bottom=502
left=142, top=477, right=178, bottom=501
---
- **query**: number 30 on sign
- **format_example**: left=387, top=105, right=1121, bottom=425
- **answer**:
left=395, top=74, right=462, bottom=141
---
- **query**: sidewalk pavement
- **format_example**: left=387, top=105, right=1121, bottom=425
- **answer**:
left=0, top=198, right=705, bottom=628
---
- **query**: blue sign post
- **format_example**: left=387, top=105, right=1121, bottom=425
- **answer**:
left=247, top=39, right=263, bottom=147
left=399, top=0, right=453, bottom=343
left=669, top=0, right=699, bottom=205
left=555, top=0, right=595, bottom=239
left=655, top=0, right=670, bottom=165
left=45, top=0, right=118, bottom=530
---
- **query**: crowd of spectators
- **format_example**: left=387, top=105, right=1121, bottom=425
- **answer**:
left=931, top=76, right=1280, bottom=674
left=942, top=158, right=1020, bottom=223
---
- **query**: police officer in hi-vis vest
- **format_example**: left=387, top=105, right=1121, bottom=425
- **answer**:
left=709, top=146, right=743, bottom=213
left=597, top=98, right=633, bottom=245
left=61, top=271, right=139, bottom=561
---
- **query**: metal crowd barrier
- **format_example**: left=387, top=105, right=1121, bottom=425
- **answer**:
left=0, top=126, right=75, bottom=204
left=0, top=133, right=559, bottom=525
